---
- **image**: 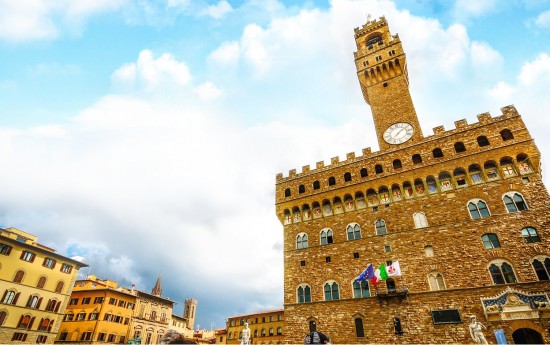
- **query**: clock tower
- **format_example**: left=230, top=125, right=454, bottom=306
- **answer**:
left=354, top=16, right=423, bottom=150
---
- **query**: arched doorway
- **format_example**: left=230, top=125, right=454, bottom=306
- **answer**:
left=512, top=328, right=543, bottom=344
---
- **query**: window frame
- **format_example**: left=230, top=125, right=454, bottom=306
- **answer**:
left=346, top=223, right=361, bottom=240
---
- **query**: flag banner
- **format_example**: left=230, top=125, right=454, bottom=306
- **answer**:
left=386, top=261, right=402, bottom=276
left=378, top=263, right=388, bottom=280
left=355, top=264, right=374, bottom=282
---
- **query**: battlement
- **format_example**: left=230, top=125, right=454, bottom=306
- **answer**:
left=276, top=105, right=521, bottom=182
left=354, top=16, right=387, bottom=38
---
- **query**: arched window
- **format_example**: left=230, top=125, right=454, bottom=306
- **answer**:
left=352, top=280, right=370, bottom=298
left=355, top=318, right=365, bottom=337
left=500, top=129, right=514, bottom=141
left=277, top=327, right=282, bottom=335
left=328, top=177, right=336, bottom=186
left=531, top=257, right=550, bottom=281
left=55, top=281, right=64, bottom=294
left=375, top=164, right=383, bottom=174
left=38, top=318, right=51, bottom=331
left=468, top=199, right=490, bottom=219
left=484, top=161, right=500, bottom=180
left=261, top=329, right=266, bottom=336
left=489, top=260, right=517, bottom=284
left=37, top=276, right=47, bottom=289
left=413, top=212, right=428, bottom=228
left=13, top=270, right=24, bottom=283
left=500, top=157, right=516, bottom=177
left=522, top=227, right=541, bottom=243
left=477, top=135, right=490, bottom=147
left=503, top=192, right=528, bottom=212
left=323, top=281, right=339, bottom=301
left=482, top=233, right=500, bottom=249
left=454, top=142, right=466, bottom=153
left=18, top=315, right=31, bottom=328
left=392, top=159, right=402, bottom=169
left=428, top=272, right=446, bottom=290
left=313, top=181, right=320, bottom=190
left=347, top=224, right=361, bottom=240
left=27, top=295, right=39, bottom=308
left=0, top=311, right=6, bottom=326
left=432, top=148, right=443, bottom=158
left=426, top=175, right=437, bottom=193
left=269, top=328, right=274, bottom=336
left=298, top=185, right=305, bottom=194
left=386, top=278, right=396, bottom=293
left=320, top=228, right=333, bottom=245
left=424, top=245, right=434, bottom=257
left=412, top=154, right=422, bottom=164
left=344, top=172, right=352, bottom=182
left=2, top=290, right=16, bottom=304
left=284, top=188, right=291, bottom=197
left=360, top=168, right=368, bottom=177
left=375, top=220, right=387, bottom=235
left=469, top=164, right=483, bottom=184
left=296, top=233, right=308, bottom=249
left=254, top=330, right=258, bottom=337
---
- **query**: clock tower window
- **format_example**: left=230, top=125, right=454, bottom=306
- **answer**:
left=360, top=168, right=368, bottom=177
left=392, top=159, right=402, bottom=170
left=432, top=148, right=444, bottom=159
left=412, top=154, right=422, bottom=164
left=375, top=164, right=384, bottom=174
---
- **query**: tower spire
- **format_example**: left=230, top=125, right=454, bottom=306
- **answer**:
left=152, top=273, right=162, bottom=296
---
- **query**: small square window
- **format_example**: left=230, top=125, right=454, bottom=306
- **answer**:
left=383, top=82, right=388, bottom=87
left=353, top=252, right=359, bottom=259
left=300, top=260, right=306, bottom=266
left=522, top=177, right=530, bottom=184
left=385, top=245, right=392, bottom=252
left=372, top=206, right=378, bottom=212
left=325, top=256, right=331, bottom=263
left=385, top=204, right=390, bottom=208
left=386, top=260, right=393, bottom=266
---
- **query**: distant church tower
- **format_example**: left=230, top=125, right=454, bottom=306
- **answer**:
left=151, top=273, right=162, bottom=296
left=183, top=298, right=197, bottom=330
left=354, top=16, right=423, bottom=150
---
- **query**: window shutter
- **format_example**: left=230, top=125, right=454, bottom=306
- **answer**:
left=37, top=297, right=43, bottom=309
left=1, top=290, right=6, bottom=302
left=38, top=318, right=44, bottom=330
left=17, top=315, right=24, bottom=327
left=55, top=301, right=61, bottom=313
left=6, top=246, right=11, bottom=255
left=28, top=316, right=36, bottom=329
left=20, top=251, right=25, bottom=259
left=52, top=260, right=56, bottom=269
left=26, top=296, right=32, bottom=307
left=42, top=258, right=47, bottom=267
left=48, top=320, right=54, bottom=332
left=30, top=253, right=35, bottom=263
left=13, top=292, right=20, bottom=304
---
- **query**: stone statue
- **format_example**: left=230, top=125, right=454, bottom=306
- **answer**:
left=241, top=322, right=251, bottom=345
left=128, top=335, right=141, bottom=344
left=468, top=316, right=488, bottom=344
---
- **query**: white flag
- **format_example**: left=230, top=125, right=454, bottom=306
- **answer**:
left=386, top=261, right=402, bottom=276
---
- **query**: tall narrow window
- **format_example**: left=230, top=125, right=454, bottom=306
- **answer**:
left=324, top=282, right=339, bottom=301
left=454, top=142, right=466, bottom=153
left=468, top=199, right=490, bottom=219
left=347, top=224, right=361, bottom=240
left=413, top=212, right=428, bottom=228
left=353, top=280, right=370, bottom=298
left=360, top=168, right=368, bottom=177
left=13, top=270, right=24, bottom=283
left=375, top=220, right=387, bottom=235
left=477, top=136, right=490, bottom=147
left=344, top=172, right=352, bottom=182
left=328, top=177, right=336, bottom=186
left=320, top=229, right=333, bottom=245
left=489, top=261, right=517, bottom=284
left=412, top=154, right=422, bottom=164
left=522, top=227, right=541, bottom=243
left=432, top=148, right=443, bottom=158
left=296, top=233, right=308, bottom=249
left=375, top=164, right=384, bottom=174
left=36, top=276, right=47, bottom=289
left=313, top=180, right=320, bottom=190
left=482, top=233, right=500, bottom=249
left=298, top=185, right=305, bottom=194
left=355, top=318, right=365, bottom=337
left=503, top=192, right=528, bottom=212
left=393, top=159, right=402, bottom=169
left=531, top=257, right=550, bottom=281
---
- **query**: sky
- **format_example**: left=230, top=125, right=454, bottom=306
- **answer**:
left=1, top=0, right=550, bottom=330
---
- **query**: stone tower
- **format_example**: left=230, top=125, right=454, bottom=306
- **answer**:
left=183, top=298, right=198, bottom=330
left=276, top=16, right=550, bottom=344
left=151, top=273, right=162, bottom=296
left=354, top=17, right=422, bottom=150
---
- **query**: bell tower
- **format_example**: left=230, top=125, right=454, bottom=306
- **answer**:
left=354, top=16, right=423, bottom=151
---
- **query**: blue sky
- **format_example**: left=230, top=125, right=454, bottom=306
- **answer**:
left=1, top=0, right=550, bottom=331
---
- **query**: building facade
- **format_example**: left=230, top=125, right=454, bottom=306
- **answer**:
left=55, top=275, right=136, bottom=343
left=276, top=17, right=550, bottom=344
left=0, top=227, right=87, bottom=344
left=226, top=309, right=284, bottom=345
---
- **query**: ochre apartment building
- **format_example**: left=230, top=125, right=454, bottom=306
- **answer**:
left=226, top=309, right=284, bottom=344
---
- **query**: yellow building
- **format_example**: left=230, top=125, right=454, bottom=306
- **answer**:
left=55, top=275, right=137, bottom=343
left=0, top=227, right=87, bottom=344
left=226, top=309, right=284, bottom=345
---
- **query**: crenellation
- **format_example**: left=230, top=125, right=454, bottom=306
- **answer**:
left=288, top=169, right=296, bottom=178
left=302, top=165, right=310, bottom=174
left=276, top=173, right=283, bottom=182
left=331, top=156, right=339, bottom=165
left=433, top=125, right=445, bottom=135
left=316, top=161, right=324, bottom=169
left=502, top=104, right=519, bottom=117
left=362, top=147, right=372, bottom=155
left=454, top=119, right=468, bottom=128
left=346, top=152, right=356, bottom=160
left=477, top=112, right=491, bottom=123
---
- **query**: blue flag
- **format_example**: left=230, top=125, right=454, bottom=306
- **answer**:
left=356, top=264, right=374, bottom=281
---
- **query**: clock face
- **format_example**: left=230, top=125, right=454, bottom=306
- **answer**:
left=383, top=122, right=414, bottom=144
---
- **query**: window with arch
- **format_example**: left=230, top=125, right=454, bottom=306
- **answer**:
left=531, top=256, right=550, bottom=281
left=355, top=318, right=365, bottom=337
left=0, top=310, right=6, bottom=326
left=500, top=129, right=514, bottom=141
left=503, top=192, right=528, bottom=212
left=328, top=177, right=336, bottom=186
left=347, top=224, right=361, bottom=240
left=428, top=272, right=446, bottom=290
left=313, top=181, right=320, bottom=190
left=393, top=159, right=402, bottom=169
left=13, top=270, right=24, bottom=283
left=2, top=290, right=17, bottom=304
left=296, top=233, right=308, bottom=249
left=412, top=154, right=422, bottom=164
left=522, top=227, right=541, bottom=243
left=36, top=276, right=47, bottom=289
left=18, top=315, right=32, bottom=328
left=353, top=280, right=370, bottom=298
left=468, top=199, right=490, bottom=219
left=500, top=157, right=516, bottom=177
left=298, top=185, right=305, bottom=194
left=269, top=328, right=274, bottom=336
left=375, top=164, right=383, bottom=174
left=360, top=168, right=368, bottom=177
left=489, top=260, right=517, bottom=284
left=477, top=135, right=490, bottom=147
left=277, top=327, right=282, bottom=335
left=284, top=188, right=291, bottom=197
left=253, top=330, right=258, bottom=337
left=375, top=220, right=387, bottom=235
left=55, top=281, right=64, bottom=294
left=481, top=233, right=500, bottom=249
left=432, top=148, right=443, bottom=158
left=320, top=229, right=333, bottom=245
left=261, top=329, right=266, bottom=336
left=27, top=295, right=40, bottom=309
left=454, top=142, right=466, bottom=153
left=424, top=245, right=434, bottom=257
left=324, top=281, right=339, bottom=301
left=413, top=212, right=428, bottom=228
left=344, top=172, right=352, bottom=182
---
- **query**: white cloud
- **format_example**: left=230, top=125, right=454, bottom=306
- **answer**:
left=534, top=10, right=550, bottom=28
left=452, top=0, right=498, bottom=19
left=489, top=81, right=515, bottom=99
left=199, top=0, right=233, bottom=19
left=470, top=41, right=503, bottom=67
left=194, top=81, right=224, bottom=100
left=518, top=53, right=550, bottom=85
